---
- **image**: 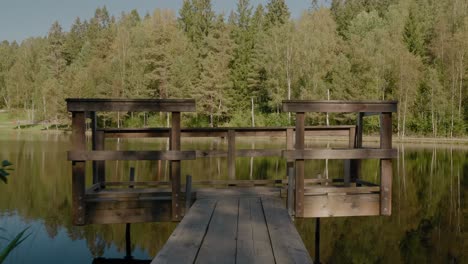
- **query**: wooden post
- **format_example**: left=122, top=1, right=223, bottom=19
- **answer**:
left=295, top=113, right=305, bottom=217
left=71, top=111, right=86, bottom=225
left=344, top=126, right=356, bottom=187
left=287, top=167, right=295, bottom=217
left=380, top=112, right=392, bottom=215
left=185, top=175, right=192, bottom=214
left=91, top=112, right=98, bottom=184
left=228, top=130, right=236, bottom=180
left=286, top=128, right=294, bottom=175
left=351, top=113, right=363, bottom=183
left=170, top=112, right=181, bottom=221
left=95, top=131, right=105, bottom=186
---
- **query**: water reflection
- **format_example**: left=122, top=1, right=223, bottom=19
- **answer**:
left=0, top=132, right=466, bottom=263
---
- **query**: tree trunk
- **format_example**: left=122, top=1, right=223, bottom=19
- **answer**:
left=251, top=97, right=255, bottom=127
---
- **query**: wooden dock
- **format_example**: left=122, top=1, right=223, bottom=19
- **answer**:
left=152, top=193, right=312, bottom=264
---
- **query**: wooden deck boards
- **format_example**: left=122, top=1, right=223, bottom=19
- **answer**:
left=152, top=196, right=312, bottom=264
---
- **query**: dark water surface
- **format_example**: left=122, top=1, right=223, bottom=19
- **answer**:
left=0, top=132, right=466, bottom=263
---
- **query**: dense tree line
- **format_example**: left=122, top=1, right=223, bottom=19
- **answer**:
left=0, top=0, right=466, bottom=137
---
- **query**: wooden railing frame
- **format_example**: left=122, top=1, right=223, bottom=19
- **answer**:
left=67, top=98, right=196, bottom=224
left=282, top=100, right=397, bottom=217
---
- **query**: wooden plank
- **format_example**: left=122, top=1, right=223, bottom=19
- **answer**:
left=170, top=112, right=181, bottom=221
left=68, top=150, right=196, bottom=161
left=262, top=198, right=313, bottom=264
left=282, top=100, right=398, bottom=113
left=196, top=188, right=280, bottom=199
left=86, top=198, right=172, bottom=210
left=295, top=112, right=305, bottom=217
left=66, top=98, right=196, bottom=112
left=236, top=198, right=275, bottom=264
left=101, top=126, right=353, bottom=138
left=282, top=148, right=397, bottom=160
left=152, top=199, right=217, bottom=264
left=380, top=112, right=393, bottom=216
left=196, top=150, right=227, bottom=158
left=71, top=111, right=86, bottom=225
left=237, top=149, right=282, bottom=157
left=303, top=186, right=380, bottom=195
left=227, top=130, right=236, bottom=179
left=303, top=193, right=380, bottom=217
left=195, top=199, right=239, bottom=264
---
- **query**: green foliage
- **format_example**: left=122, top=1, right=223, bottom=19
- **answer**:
left=0, top=1, right=466, bottom=137
left=0, top=160, right=13, bottom=184
left=0, top=227, right=31, bottom=264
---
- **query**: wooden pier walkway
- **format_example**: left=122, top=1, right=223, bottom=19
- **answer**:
left=152, top=193, right=313, bottom=264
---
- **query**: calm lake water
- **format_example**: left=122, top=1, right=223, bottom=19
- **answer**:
left=0, top=131, right=466, bottom=263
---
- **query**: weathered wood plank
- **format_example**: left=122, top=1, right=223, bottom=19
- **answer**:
left=66, top=98, right=196, bottom=112
left=195, top=199, right=239, bottom=264
left=262, top=198, right=313, bottom=264
left=94, top=131, right=106, bottom=184
left=72, top=111, right=86, bottom=225
left=380, top=112, right=392, bottom=216
left=282, top=148, right=397, bottom=160
left=170, top=112, right=181, bottom=221
left=303, top=186, right=380, bottom=195
left=295, top=112, right=305, bottom=218
left=282, top=100, right=398, bottom=113
left=236, top=198, right=275, bottom=264
left=101, top=126, right=354, bottom=138
left=151, top=199, right=217, bottom=264
left=303, top=193, right=380, bottom=217
left=68, top=150, right=196, bottom=161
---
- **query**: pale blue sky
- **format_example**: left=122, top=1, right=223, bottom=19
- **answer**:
left=0, top=0, right=319, bottom=42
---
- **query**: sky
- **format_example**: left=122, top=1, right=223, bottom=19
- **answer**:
left=0, top=0, right=316, bottom=43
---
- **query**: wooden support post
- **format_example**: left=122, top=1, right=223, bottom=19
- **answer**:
left=125, top=167, right=134, bottom=259
left=344, top=126, right=356, bottom=187
left=351, top=113, right=363, bottom=183
left=185, top=175, right=192, bottom=214
left=295, top=113, right=305, bottom=217
left=315, top=218, right=320, bottom=264
left=287, top=167, right=295, bottom=217
left=286, top=128, right=294, bottom=176
left=228, top=129, right=236, bottom=180
left=95, top=131, right=105, bottom=186
left=170, top=112, right=181, bottom=221
left=91, top=112, right=98, bottom=184
left=380, top=112, right=392, bottom=215
left=71, top=111, right=86, bottom=225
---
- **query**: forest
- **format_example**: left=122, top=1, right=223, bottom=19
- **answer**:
left=0, top=0, right=466, bottom=137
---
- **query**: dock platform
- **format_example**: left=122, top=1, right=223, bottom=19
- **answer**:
left=152, top=195, right=313, bottom=264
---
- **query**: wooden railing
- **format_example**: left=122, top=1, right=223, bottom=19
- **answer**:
left=67, top=98, right=397, bottom=225
left=282, top=100, right=398, bottom=217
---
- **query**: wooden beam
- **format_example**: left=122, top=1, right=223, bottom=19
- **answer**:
left=303, top=193, right=380, bottom=217
left=303, top=186, right=380, bottom=195
left=282, top=100, right=398, bottom=113
left=100, top=126, right=354, bottom=138
left=94, top=131, right=106, bottom=185
left=66, top=98, right=196, bottom=112
left=170, top=112, right=181, bottom=221
left=282, top=148, right=397, bottom=160
left=380, top=112, right=393, bottom=216
left=71, top=111, right=86, bottom=225
left=68, top=150, right=196, bottom=161
left=227, top=130, right=236, bottom=179
left=295, top=112, right=305, bottom=218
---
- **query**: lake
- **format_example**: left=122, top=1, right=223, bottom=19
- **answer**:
left=0, top=131, right=466, bottom=263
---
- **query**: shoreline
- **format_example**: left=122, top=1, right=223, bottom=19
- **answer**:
left=1, top=127, right=467, bottom=145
